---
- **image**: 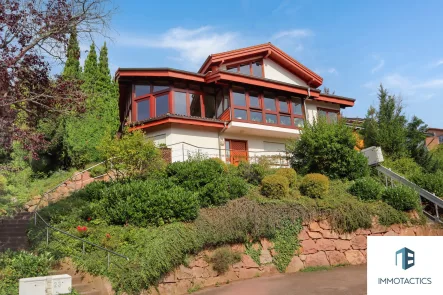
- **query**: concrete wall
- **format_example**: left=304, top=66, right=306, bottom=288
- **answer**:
left=263, top=59, right=308, bottom=87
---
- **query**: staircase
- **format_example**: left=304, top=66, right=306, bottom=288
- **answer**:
left=0, top=212, right=32, bottom=252
left=49, top=259, right=111, bottom=295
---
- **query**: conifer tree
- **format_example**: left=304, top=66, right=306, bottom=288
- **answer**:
left=62, top=30, right=81, bottom=79
left=98, top=42, right=111, bottom=88
left=82, top=43, right=98, bottom=95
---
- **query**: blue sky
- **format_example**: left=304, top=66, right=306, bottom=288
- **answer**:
left=82, top=0, right=443, bottom=127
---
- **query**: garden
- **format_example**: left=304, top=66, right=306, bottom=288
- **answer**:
left=22, top=119, right=428, bottom=294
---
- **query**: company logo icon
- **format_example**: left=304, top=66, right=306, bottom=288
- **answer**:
left=396, top=247, right=415, bottom=270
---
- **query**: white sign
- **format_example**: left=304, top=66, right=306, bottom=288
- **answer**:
left=368, top=236, right=443, bottom=295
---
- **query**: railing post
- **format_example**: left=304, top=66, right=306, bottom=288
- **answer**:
left=46, top=227, right=49, bottom=246
left=385, top=175, right=388, bottom=187
left=34, top=212, right=37, bottom=225
left=182, top=144, right=184, bottom=162
left=107, top=252, right=110, bottom=269
left=82, top=242, right=85, bottom=255
left=435, top=204, right=440, bottom=222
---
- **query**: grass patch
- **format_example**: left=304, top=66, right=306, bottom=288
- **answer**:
left=300, top=264, right=348, bottom=273
left=245, top=241, right=261, bottom=266
left=0, top=168, right=75, bottom=216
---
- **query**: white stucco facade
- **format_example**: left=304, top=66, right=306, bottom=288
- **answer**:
left=263, top=59, right=308, bottom=87
left=305, top=100, right=341, bottom=124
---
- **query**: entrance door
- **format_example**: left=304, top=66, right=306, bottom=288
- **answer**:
left=226, top=139, right=248, bottom=166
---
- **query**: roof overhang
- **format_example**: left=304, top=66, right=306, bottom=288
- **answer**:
left=116, top=68, right=205, bottom=83
left=199, top=43, right=323, bottom=88
left=317, top=93, right=355, bottom=107
left=128, top=114, right=226, bottom=132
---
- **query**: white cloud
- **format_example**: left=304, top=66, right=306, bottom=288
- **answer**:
left=371, top=59, right=385, bottom=74
left=272, top=29, right=313, bottom=40
left=314, top=67, right=338, bottom=76
left=431, top=59, right=443, bottom=67
left=118, top=26, right=239, bottom=66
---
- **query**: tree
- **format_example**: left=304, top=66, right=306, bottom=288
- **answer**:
left=287, top=118, right=369, bottom=180
left=0, top=0, right=115, bottom=158
left=62, top=30, right=82, bottom=80
left=361, top=85, right=408, bottom=159
left=82, top=43, right=99, bottom=97
left=64, top=42, right=119, bottom=167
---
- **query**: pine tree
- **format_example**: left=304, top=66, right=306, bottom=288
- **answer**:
left=62, top=30, right=81, bottom=79
left=82, top=43, right=98, bottom=95
left=98, top=42, right=111, bottom=88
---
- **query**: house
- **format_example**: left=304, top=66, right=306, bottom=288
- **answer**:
left=426, top=128, right=443, bottom=150
left=116, top=43, right=355, bottom=165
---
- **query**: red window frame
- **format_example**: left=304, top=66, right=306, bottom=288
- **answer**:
left=317, top=107, right=340, bottom=123
left=225, top=59, right=265, bottom=78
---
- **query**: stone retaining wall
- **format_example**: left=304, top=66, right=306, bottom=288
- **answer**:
left=151, top=220, right=443, bottom=295
left=24, top=171, right=110, bottom=212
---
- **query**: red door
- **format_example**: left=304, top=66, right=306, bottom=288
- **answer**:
left=226, top=140, right=248, bottom=166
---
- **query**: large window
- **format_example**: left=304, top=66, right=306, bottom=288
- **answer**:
left=232, top=87, right=246, bottom=106
left=173, top=91, right=187, bottom=115
left=136, top=100, right=150, bottom=121
left=155, top=94, right=169, bottom=117
left=439, top=135, right=443, bottom=144
left=226, top=60, right=263, bottom=77
left=190, top=93, right=201, bottom=117
left=204, top=94, right=216, bottom=118
left=318, top=108, right=339, bottom=123
left=292, top=97, right=304, bottom=128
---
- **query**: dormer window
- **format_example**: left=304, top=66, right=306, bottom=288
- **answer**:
left=226, top=60, right=264, bottom=77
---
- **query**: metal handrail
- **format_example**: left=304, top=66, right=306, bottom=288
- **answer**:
left=35, top=212, right=129, bottom=262
left=31, top=158, right=129, bottom=268
left=167, top=141, right=287, bottom=153
left=376, top=165, right=443, bottom=223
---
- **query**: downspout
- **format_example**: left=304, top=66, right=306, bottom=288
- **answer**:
left=304, top=87, right=311, bottom=124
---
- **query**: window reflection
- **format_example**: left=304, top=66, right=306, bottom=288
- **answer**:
left=249, top=92, right=260, bottom=108
left=204, top=94, right=216, bottom=118
left=250, top=111, right=262, bottom=122
left=292, top=98, right=303, bottom=115
left=137, top=100, right=150, bottom=121
left=280, top=116, right=291, bottom=125
left=252, top=61, right=263, bottom=77
left=156, top=94, right=169, bottom=116
left=234, top=109, right=247, bottom=120
left=294, top=118, right=304, bottom=128
left=264, top=97, right=276, bottom=111
left=232, top=88, right=246, bottom=106
left=190, top=94, right=201, bottom=117
left=279, top=98, right=288, bottom=113
left=174, top=92, right=187, bottom=115
left=266, top=114, right=277, bottom=124
left=135, top=85, right=150, bottom=97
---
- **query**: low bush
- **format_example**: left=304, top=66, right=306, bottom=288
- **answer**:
left=167, top=158, right=247, bottom=206
left=237, top=161, right=269, bottom=185
left=381, top=186, right=420, bottom=211
left=272, top=219, right=302, bottom=272
left=261, top=174, right=289, bottom=199
left=275, top=168, right=297, bottom=188
left=207, top=247, right=241, bottom=275
left=299, top=174, right=329, bottom=198
left=383, top=157, right=423, bottom=179
left=0, top=251, right=53, bottom=295
left=100, top=179, right=200, bottom=226
left=411, top=170, right=443, bottom=198
left=348, top=177, right=384, bottom=201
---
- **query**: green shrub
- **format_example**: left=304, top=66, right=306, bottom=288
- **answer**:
left=299, top=174, right=329, bottom=198
left=272, top=219, right=302, bottom=272
left=89, top=165, right=108, bottom=178
left=75, top=180, right=114, bottom=202
left=237, top=161, right=269, bottom=185
left=348, top=177, right=384, bottom=201
left=208, top=247, right=241, bottom=274
left=381, top=186, right=420, bottom=211
left=261, top=174, right=289, bottom=199
left=286, top=118, right=369, bottom=180
left=411, top=170, right=443, bottom=198
left=100, top=179, right=199, bottom=226
left=0, top=251, right=53, bottom=295
left=0, top=174, right=7, bottom=194
left=275, top=168, right=297, bottom=188
left=167, top=158, right=246, bottom=207
left=98, top=130, right=165, bottom=179
left=383, top=157, right=423, bottom=179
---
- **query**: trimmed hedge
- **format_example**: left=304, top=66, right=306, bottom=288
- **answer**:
left=348, top=177, right=384, bottom=201
left=275, top=168, right=297, bottom=188
left=237, top=161, right=269, bottom=185
left=381, top=186, right=420, bottom=211
left=300, top=173, right=329, bottom=198
left=261, top=174, right=289, bottom=199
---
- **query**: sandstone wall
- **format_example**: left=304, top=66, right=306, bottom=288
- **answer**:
left=24, top=170, right=110, bottom=212
left=152, top=220, right=443, bottom=295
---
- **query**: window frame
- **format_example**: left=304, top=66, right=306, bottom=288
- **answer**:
left=317, top=107, right=340, bottom=123
left=439, top=135, right=443, bottom=144
left=224, top=59, right=264, bottom=77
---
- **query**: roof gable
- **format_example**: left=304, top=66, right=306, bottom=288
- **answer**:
left=198, top=43, right=323, bottom=88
